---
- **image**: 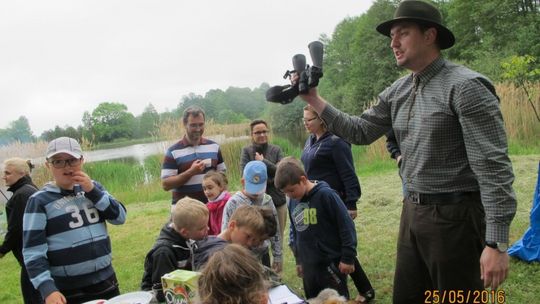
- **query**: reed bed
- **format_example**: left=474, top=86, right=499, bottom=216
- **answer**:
left=154, top=118, right=249, bottom=141
left=497, top=82, right=540, bottom=153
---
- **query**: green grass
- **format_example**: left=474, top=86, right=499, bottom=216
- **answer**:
left=2, top=155, right=539, bottom=303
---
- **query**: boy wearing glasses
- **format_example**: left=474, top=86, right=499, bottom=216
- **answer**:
left=23, top=137, right=127, bottom=304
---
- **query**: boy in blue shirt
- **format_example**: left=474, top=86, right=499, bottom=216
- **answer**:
left=23, top=137, right=127, bottom=304
left=275, top=156, right=357, bottom=299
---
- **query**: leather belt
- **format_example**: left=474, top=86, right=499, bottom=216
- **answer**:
left=404, top=191, right=480, bottom=205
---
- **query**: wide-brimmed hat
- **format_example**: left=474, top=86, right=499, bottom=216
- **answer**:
left=376, top=0, right=455, bottom=49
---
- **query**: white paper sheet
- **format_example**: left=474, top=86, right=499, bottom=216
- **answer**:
left=268, top=284, right=305, bottom=304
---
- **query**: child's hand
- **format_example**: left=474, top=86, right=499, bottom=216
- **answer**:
left=296, top=264, right=303, bottom=277
left=71, top=171, right=94, bottom=192
left=45, top=291, right=66, bottom=304
left=272, top=261, right=282, bottom=273
left=338, top=262, right=355, bottom=275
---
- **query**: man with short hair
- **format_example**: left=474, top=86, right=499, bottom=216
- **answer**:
left=296, top=1, right=516, bottom=302
left=161, top=106, right=226, bottom=205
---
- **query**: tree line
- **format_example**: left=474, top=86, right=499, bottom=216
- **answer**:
left=2, top=0, right=538, bottom=146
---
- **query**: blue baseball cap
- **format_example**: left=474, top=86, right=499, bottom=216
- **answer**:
left=243, top=160, right=267, bottom=195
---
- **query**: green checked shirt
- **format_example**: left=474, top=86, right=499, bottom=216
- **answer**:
left=321, top=56, right=516, bottom=244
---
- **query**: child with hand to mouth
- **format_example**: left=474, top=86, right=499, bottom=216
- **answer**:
left=23, top=137, right=127, bottom=304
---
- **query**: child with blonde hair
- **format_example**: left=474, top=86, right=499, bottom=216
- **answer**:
left=193, top=204, right=276, bottom=270
left=202, top=170, right=231, bottom=235
left=198, top=243, right=269, bottom=304
left=141, top=197, right=209, bottom=302
left=1, top=158, right=41, bottom=303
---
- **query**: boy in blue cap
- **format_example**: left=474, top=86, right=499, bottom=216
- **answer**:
left=221, top=160, right=282, bottom=273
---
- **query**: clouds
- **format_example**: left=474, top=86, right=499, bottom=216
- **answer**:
left=0, top=0, right=372, bottom=135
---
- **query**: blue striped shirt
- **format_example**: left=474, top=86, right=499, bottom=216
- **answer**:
left=23, top=182, right=126, bottom=299
left=161, top=136, right=226, bottom=204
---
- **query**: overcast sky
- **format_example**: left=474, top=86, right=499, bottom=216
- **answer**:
left=0, top=0, right=373, bottom=135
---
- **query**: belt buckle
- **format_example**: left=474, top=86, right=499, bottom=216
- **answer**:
left=409, top=192, right=421, bottom=204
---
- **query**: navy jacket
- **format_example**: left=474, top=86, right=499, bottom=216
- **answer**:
left=301, top=132, right=361, bottom=210
left=289, top=181, right=357, bottom=265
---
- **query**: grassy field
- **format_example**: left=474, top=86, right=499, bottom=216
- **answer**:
left=1, top=154, right=538, bottom=303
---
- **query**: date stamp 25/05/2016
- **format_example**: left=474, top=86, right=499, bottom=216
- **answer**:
left=424, top=289, right=506, bottom=304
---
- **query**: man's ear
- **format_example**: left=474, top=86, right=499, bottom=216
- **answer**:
left=425, top=27, right=438, bottom=45
left=241, top=178, right=245, bottom=187
left=299, top=175, right=308, bottom=184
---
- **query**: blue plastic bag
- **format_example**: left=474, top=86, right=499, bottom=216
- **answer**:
left=508, top=162, right=540, bottom=262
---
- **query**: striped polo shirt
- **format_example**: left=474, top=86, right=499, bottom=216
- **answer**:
left=161, top=136, right=226, bottom=204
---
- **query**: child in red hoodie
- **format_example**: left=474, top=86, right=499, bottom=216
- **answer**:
left=202, top=170, right=231, bottom=235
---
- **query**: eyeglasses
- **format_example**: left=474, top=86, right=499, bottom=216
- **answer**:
left=48, top=158, right=82, bottom=168
left=253, top=130, right=270, bottom=136
left=302, top=117, right=319, bottom=123
left=187, top=123, right=204, bottom=130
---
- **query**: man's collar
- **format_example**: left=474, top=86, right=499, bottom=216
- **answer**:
left=413, top=56, right=445, bottom=85
left=180, top=135, right=207, bottom=146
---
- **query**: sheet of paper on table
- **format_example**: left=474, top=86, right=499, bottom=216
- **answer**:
left=268, top=284, right=305, bottom=304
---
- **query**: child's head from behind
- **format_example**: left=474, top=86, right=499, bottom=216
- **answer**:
left=242, top=160, right=267, bottom=199
left=227, top=205, right=275, bottom=249
left=171, top=197, right=209, bottom=240
left=274, top=156, right=309, bottom=200
left=198, top=243, right=268, bottom=304
left=45, top=137, right=84, bottom=189
left=202, top=170, right=228, bottom=201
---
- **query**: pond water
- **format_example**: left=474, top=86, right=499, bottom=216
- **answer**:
left=0, top=134, right=247, bottom=207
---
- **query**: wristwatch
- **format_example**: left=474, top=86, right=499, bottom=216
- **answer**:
left=486, top=242, right=509, bottom=253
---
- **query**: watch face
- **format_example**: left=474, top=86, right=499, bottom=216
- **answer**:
left=498, top=242, right=509, bottom=252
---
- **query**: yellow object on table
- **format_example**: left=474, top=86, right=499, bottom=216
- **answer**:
left=161, top=269, right=201, bottom=304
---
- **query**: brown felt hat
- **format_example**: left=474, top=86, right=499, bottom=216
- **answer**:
left=376, top=0, right=455, bottom=49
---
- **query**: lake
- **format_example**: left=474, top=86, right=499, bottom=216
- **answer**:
left=0, top=134, right=249, bottom=220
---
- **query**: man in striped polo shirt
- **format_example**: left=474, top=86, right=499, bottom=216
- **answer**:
left=161, top=106, right=226, bottom=205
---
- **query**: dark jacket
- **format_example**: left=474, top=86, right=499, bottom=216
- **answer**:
left=141, top=222, right=194, bottom=302
left=240, top=143, right=286, bottom=207
left=301, top=132, right=361, bottom=210
left=289, top=181, right=357, bottom=265
left=0, top=175, right=37, bottom=265
left=192, top=236, right=228, bottom=271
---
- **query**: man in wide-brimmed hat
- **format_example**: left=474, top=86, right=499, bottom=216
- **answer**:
left=294, top=0, right=516, bottom=303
